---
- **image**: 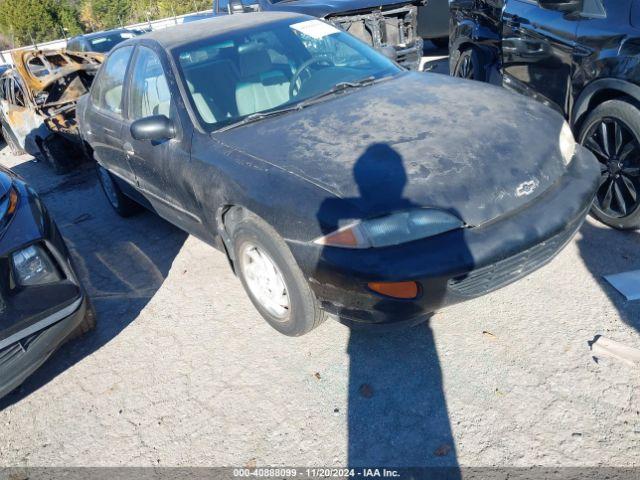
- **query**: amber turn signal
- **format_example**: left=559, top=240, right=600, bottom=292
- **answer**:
left=367, top=281, right=419, bottom=299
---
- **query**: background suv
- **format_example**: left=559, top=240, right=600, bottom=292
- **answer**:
left=450, top=0, right=640, bottom=229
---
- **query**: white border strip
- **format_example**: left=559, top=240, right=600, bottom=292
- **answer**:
left=0, top=296, right=83, bottom=351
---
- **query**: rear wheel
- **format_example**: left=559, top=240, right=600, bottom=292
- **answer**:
left=36, top=135, right=74, bottom=175
left=229, top=210, right=326, bottom=336
left=2, top=124, right=24, bottom=155
left=453, top=47, right=485, bottom=82
left=96, top=165, right=140, bottom=217
left=578, top=99, right=640, bottom=230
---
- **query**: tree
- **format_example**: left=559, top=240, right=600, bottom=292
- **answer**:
left=0, top=0, right=212, bottom=47
left=0, top=0, right=85, bottom=46
left=85, top=0, right=133, bottom=29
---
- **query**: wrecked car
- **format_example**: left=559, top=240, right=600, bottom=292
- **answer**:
left=0, top=49, right=103, bottom=173
left=78, top=14, right=600, bottom=336
left=0, top=166, right=93, bottom=400
left=213, top=0, right=424, bottom=70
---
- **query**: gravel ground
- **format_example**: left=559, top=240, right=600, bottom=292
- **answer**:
left=0, top=50, right=639, bottom=468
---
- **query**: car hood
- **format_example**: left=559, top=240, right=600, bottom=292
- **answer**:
left=215, top=72, right=570, bottom=227
left=267, top=0, right=415, bottom=17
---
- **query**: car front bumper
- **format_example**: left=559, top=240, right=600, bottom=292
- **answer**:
left=0, top=172, right=88, bottom=399
left=289, top=146, right=600, bottom=325
left=0, top=295, right=86, bottom=399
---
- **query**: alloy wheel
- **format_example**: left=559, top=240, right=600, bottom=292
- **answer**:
left=456, top=54, right=474, bottom=79
left=584, top=118, right=640, bottom=218
left=239, top=243, right=290, bottom=320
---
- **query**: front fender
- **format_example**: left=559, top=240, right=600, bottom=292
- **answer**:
left=571, top=78, right=640, bottom=128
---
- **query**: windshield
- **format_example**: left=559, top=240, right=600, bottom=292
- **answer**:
left=90, top=32, right=137, bottom=53
left=173, top=18, right=401, bottom=131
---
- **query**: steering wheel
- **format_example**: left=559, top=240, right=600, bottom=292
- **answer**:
left=289, top=57, right=333, bottom=98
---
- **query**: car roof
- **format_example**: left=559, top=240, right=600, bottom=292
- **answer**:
left=134, top=12, right=309, bottom=50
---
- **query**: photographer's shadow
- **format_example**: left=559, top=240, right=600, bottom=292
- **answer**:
left=317, top=144, right=463, bottom=469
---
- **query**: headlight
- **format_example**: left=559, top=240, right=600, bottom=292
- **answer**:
left=314, top=208, right=465, bottom=248
left=559, top=122, right=576, bottom=166
left=12, top=244, right=62, bottom=286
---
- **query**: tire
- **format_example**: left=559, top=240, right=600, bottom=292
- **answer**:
left=431, top=37, right=449, bottom=50
left=65, top=296, right=97, bottom=342
left=578, top=99, right=640, bottom=230
left=96, top=165, right=140, bottom=217
left=2, top=124, right=25, bottom=155
left=229, top=210, right=326, bottom=336
left=453, top=47, right=486, bottom=82
left=37, top=135, right=74, bottom=175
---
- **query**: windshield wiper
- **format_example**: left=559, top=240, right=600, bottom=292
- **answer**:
left=215, top=75, right=380, bottom=133
left=216, top=105, right=302, bottom=133
left=295, top=76, right=378, bottom=108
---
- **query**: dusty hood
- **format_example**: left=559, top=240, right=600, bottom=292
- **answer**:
left=216, top=72, right=570, bottom=227
left=267, top=0, right=415, bottom=17
left=11, top=49, right=104, bottom=109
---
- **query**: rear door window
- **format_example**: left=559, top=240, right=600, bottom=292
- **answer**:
left=91, top=46, right=134, bottom=116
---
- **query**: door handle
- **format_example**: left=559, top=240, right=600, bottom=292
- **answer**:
left=123, top=142, right=134, bottom=157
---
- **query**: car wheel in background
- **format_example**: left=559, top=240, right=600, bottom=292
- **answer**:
left=2, top=124, right=25, bottom=155
left=36, top=135, right=74, bottom=175
left=229, top=210, right=326, bottom=336
left=453, top=47, right=485, bottom=81
left=578, top=99, right=640, bottom=230
left=65, top=297, right=97, bottom=342
left=96, top=165, right=140, bottom=217
left=431, top=37, right=449, bottom=50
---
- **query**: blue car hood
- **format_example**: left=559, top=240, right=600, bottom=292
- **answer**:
left=215, top=72, right=572, bottom=226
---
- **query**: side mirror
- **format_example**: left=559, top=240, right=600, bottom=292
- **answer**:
left=130, top=115, right=175, bottom=141
left=537, top=0, right=582, bottom=12
left=379, top=45, right=398, bottom=62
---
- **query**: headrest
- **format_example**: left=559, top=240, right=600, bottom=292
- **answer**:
left=237, top=43, right=273, bottom=78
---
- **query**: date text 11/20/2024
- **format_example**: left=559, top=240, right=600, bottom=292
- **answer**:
left=233, top=468, right=401, bottom=477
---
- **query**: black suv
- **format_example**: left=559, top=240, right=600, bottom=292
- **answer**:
left=450, top=0, right=640, bottom=229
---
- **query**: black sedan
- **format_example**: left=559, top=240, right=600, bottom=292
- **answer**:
left=77, top=13, right=600, bottom=336
left=0, top=167, right=92, bottom=399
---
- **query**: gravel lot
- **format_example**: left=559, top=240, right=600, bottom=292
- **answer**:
left=0, top=49, right=639, bottom=468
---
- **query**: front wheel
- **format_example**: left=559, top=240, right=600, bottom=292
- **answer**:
left=229, top=211, right=326, bottom=336
left=453, top=47, right=485, bottom=82
left=578, top=99, right=640, bottom=230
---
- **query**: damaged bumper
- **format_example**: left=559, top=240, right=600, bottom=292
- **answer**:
left=328, top=5, right=423, bottom=70
left=288, top=146, right=600, bottom=326
left=0, top=172, right=88, bottom=399
left=0, top=296, right=86, bottom=399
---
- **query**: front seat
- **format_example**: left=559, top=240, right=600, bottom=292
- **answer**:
left=235, top=43, right=290, bottom=117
